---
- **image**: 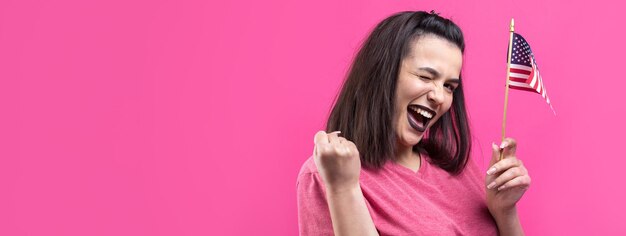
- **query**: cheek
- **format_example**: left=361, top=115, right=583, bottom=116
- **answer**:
left=445, top=92, right=455, bottom=108
left=434, top=97, right=454, bottom=123
left=395, top=108, right=407, bottom=127
left=445, top=97, right=454, bottom=111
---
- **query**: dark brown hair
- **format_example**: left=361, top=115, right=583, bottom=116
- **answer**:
left=326, top=11, right=471, bottom=174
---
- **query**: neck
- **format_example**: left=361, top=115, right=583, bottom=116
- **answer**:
left=395, top=144, right=421, bottom=172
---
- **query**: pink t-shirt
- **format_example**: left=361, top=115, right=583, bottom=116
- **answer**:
left=297, top=153, right=498, bottom=235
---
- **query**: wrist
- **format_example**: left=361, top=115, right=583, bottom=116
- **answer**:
left=490, top=206, right=518, bottom=220
left=490, top=207, right=524, bottom=236
left=325, top=182, right=361, bottom=197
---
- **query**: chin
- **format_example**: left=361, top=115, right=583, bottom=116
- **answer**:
left=399, top=132, right=424, bottom=148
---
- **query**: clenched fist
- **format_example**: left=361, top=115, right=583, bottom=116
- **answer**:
left=313, top=131, right=362, bottom=194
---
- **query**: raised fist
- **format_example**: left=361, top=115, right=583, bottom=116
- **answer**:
left=313, top=131, right=362, bottom=194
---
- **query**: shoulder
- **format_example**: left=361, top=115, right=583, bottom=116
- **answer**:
left=296, top=156, right=323, bottom=190
left=298, top=155, right=319, bottom=176
left=296, top=156, right=327, bottom=204
left=462, top=156, right=484, bottom=176
left=452, top=156, right=487, bottom=191
left=296, top=157, right=335, bottom=235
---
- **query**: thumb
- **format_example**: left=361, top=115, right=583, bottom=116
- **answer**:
left=313, top=131, right=328, bottom=156
left=314, top=131, right=328, bottom=144
left=489, top=142, right=500, bottom=166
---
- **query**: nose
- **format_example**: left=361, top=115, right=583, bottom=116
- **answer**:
left=426, top=83, right=445, bottom=106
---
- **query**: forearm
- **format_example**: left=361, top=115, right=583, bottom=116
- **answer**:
left=326, top=185, right=379, bottom=236
left=492, top=208, right=524, bottom=236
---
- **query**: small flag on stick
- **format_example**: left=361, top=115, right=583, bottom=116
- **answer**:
left=507, top=33, right=555, bottom=114
left=499, top=19, right=555, bottom=160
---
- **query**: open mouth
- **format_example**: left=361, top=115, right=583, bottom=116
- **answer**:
left=407, top=104, right=436, bottom=133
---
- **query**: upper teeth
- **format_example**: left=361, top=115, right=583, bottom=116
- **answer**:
left=411, top=107, right=433, bottom=119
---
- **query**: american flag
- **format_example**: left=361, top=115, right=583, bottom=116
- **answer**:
left=508, top=33, right=555, bottom=114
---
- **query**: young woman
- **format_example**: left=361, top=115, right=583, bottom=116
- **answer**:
left=297, top=11, right=531, bottom=235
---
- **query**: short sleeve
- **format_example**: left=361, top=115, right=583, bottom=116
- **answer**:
left=296, top=157, right=334, bottom=235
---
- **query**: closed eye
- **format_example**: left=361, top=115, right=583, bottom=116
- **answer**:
left=418, top=75, right=432, bottom=81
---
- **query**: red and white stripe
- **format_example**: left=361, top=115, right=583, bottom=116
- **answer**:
left=508, top=58, right=555, bottom=114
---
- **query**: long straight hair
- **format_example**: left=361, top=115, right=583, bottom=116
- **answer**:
left=326, top=11, right=471, bottom=174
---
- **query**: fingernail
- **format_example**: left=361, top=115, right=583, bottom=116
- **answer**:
left=487, top=181, right=496, bottom=189
left=487, top=167, right=496, bottom=175
left=499, top=141, right=508, bottom=149
left=330, top=131, right=341, bottom=134
left=497, top=185, right=506, bottom=191
left=492, top=143, right=498, bottom=150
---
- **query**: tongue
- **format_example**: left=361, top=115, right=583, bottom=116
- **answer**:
left=408, top=109, right=426, bottom=132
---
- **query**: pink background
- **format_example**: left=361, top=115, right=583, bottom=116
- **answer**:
left=1, top=0, right=624, bottom=235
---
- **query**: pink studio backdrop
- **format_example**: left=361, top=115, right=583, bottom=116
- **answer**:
left=1, top=0, right=625, bottom=235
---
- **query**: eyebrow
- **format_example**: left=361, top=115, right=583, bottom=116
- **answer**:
left=418, top=67, right=460, bottom=83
